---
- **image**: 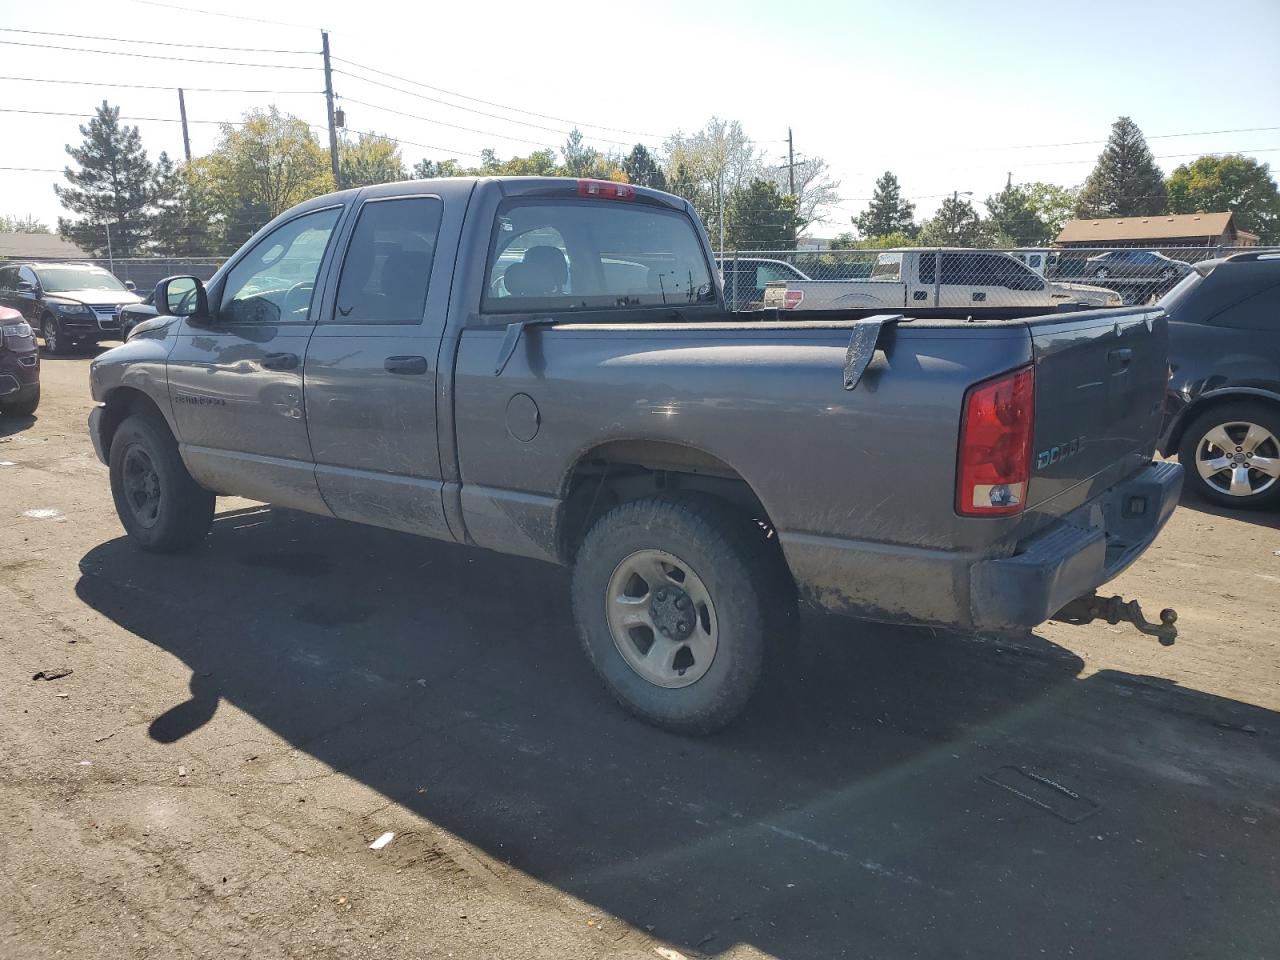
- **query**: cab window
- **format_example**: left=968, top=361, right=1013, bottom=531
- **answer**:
left=483, top=199, right=715, bottom=313
left=221, top=207, right=341, bottom=324
left=331, top=197, right=442, bottom=324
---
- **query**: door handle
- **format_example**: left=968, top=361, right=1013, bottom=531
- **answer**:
left=972, top=291, right=987, bottom=302
left=260, top=351, right=300, bottom=371
left=384, top=355, right=428, bottom=375
left=1108, top=347, right=1133, bottom=369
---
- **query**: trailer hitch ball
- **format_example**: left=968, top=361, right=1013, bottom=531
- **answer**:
left=1052, top=593, right=1179, bottom=646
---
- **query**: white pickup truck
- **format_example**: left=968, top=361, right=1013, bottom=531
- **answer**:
left=764, top=249, right=1121, bottom=311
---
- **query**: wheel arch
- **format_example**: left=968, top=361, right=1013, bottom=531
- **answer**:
left=98, top=386, right=171, bottom=457
left=1167, top=388, right=1280, bottom=457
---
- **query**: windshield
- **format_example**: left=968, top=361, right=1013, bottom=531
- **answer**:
left=38, top=266, right=128, bottom=294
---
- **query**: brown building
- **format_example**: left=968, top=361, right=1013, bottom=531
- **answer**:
left=1055, top=212, right=1258, bottom=249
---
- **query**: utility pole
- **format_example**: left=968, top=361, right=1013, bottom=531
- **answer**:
left=321, top=30, right=340, bottom=188
left=787, top=128, right=795, bottom=196
left=105, top=222, right=114, bottom=274
left=177, top=88, right=192, bottom=162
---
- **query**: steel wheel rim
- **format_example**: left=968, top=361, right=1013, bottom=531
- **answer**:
left=605, top=548, right=718, bottom=689
left=1195, top=421, right=1280, bottom=497
left=122, top=444, right=162, bottom=527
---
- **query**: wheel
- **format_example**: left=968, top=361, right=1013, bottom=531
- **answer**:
left=41, top=315, right=65, bottom=355
left=2, top=385, right=39, bottom=417
left=108, top=411, right=215, bottom=551
left=1094, top=267, right=1109, bottom=279
left=1178, top=403, right=1280, bottom=509
left=571, top=493, right=786, bottom=734
left=1160, top=267, right=1175, bottom=281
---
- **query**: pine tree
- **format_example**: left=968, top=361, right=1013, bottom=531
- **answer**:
left=725, top=179, right=800, bottom=250
left=985, top=182, right=1050, bottom=245
left=1075, top=117, right=1166, bottom=218
left=55, top=101, right=156, bottom=256
left=854, top=171, right=916, bottom=239
left=150, top=153, right=217, bottom=257
left=623, top=144, right=667, bottom=190
left=918, top=194, right=986, bottom=246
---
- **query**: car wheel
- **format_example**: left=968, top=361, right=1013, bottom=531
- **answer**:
left=41, top=315, right=65, bottom=355
left=1178, top=403, right=1280, bottom=510
left=109, top=411, right=215, bottom=551
left=1094, top=267, right=1109, bottom=279
left=1160, top=267, right=1175, bottom=281
left=1, top=385, right=39, bottom=417
left=571, top=493, right=788, bottom=734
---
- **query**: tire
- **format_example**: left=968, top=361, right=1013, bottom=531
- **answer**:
left=1178, top=402, right=1280, bottom=510
left=108, top=411, right=215, bottom=551
left=1094, top=267, right=1109, bottom=279
left=571, top=493, right=786, bottom=734
left=2, top=385, right=39, bottom=417
left=41, top=315, right=66, bottom=355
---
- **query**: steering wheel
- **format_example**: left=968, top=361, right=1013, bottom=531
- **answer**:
left=489, top=274, right=509, bottom=298
left=282, top=281, right=314, bottom=319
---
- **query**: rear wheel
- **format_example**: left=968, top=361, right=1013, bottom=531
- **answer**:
left=1178, top=403, right=1280, bottom=509
left=571, top=493, right=787, bottom=734
left=109, top=411, right=215, bottom=550
left=41, top=315, right=65, bottom=355
left=1094, top=267, right=1109, bottom=279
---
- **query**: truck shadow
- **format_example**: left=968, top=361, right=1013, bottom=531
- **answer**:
left=76, top=506, right=1280, bottom=960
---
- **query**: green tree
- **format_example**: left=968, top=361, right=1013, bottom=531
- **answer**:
left=562, top=129, right=601, bottom=177
left=1075, top=116, right=1166, bottom=218
left=1022, top=182, right=1078, bottom=242
left=54, top=101, right=155, bottom=256
left=854, top=172, right=915, bottom=239
left=622, top=144, right=666, bottom=190
left=984, top=182, right=1049, bottom=245
left=339, top=133, right=406, bottom=188
left=725, top=179, right=800, bottom=250
left=1166, top=154, right=1280, bottom=244
left=193, top=107, right=333, bottom=248
left=149, top=153, right=218, bottom=256
left=918, top=194, right=987, bottom=246
left=0, top=214, right=50, bottom=233
left=412, top=157, right=467, bottom=178
left=663, top=118, right=760, bottom=244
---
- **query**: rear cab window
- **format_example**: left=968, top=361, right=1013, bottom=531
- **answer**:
left=483, top=198, right=716, bottom=314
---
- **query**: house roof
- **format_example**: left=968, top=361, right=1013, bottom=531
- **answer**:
left=1056, top=212, right=1237, bottom=244
left=0, top=233, right=91, bottom=259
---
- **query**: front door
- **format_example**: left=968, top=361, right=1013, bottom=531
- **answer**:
left=166, top=205, right=344, bottom=512
left=302, top=193, right=453, bottom=540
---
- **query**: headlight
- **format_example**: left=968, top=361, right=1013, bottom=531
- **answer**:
left=2, top=321, right=33, bottom=340
left=55, top=302, right=91, bottom=316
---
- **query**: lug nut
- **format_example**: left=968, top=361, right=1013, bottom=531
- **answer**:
left=675, top=597, right=686, bottom=609
left=656, top=589, right=667, bottom=601
left=1236, top=446, right=1243, bottom=452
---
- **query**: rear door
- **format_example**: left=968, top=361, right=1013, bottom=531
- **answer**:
left=1025, top=310, right=1169, bottom=513
left=302, top=190, right=455, bottom=540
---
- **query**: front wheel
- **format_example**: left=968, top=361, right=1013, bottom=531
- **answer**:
left=109, top=412, right=215, bottom=551
left=571, top=494, right=786, bottom=734
left=1178, top=403, right=1280, bottom=509
left=42, top=316, right=66, bottom=355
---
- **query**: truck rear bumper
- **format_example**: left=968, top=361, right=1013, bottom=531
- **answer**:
left=782, top=460, right=1182, bottom=632
left=969, top=460, right=1182, bottom=630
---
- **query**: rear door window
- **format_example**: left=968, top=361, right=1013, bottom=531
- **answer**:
left=331, top=197, right=442, bottom=324
left=483, top=199, right=715, bottom=313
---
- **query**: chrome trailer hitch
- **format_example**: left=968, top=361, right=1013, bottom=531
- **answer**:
left=1052, top=593, right=1178, bottom=646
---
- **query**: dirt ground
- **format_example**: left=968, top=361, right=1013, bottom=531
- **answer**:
left=2, top=350, right=1278, bottom=960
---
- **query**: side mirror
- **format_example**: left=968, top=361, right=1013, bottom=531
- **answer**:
left=155, top=275, right=210, bottom=319
left=16, top=280, right=34, bottom=294
left=125, top=280, right=136, bottom=291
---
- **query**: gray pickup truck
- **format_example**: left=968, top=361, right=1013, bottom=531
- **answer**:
left=88, top=176, right=1181, bottom=732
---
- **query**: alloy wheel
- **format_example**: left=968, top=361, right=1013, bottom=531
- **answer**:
left=1194, top=421, right=1280, bottom=498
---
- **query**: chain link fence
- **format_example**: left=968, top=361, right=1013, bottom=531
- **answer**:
left=718, top=245, right=1277, bottom=311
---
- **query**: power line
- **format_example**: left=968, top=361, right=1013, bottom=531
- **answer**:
left=340, top=96, right=561, bottom=150
left=127, top=0, right=318, bottom=30
left=0, top=107, right=245, bottom=125
left=975, top=125, right=1280, bottom=153
left=0, top=38, right=319, bottom=69
left=0, top=75, right=320, bottom=95
left=333, top=68, right=640, bottom=149
left=0, top=165, right=62, bottom=172
left=322, top=126, right=483, bottom=159
left=331, top=56, right=657, bottom=140
left=0, top=26, right=314, bottom=55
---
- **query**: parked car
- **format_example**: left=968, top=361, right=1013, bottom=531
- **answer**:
left=0, top=305, right=40, bottom=416
left=89, top=176, right=1179, bottom=733
left=0, top=262, right=141, bottom=354
left=1158, top=251, right=1280, bottom=509
left=119, top=292, right=158, bottom=339
left=717, top=257, right=810, bottom=308
left=1085, top=249, right=1192, bottom=282
left=764, top=249, right=1122, bottom=311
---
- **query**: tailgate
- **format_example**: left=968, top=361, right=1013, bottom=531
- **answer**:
left=1025, top=309, right=1168, bottom=512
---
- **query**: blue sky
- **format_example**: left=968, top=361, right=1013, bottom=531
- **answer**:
left=2, top=0, right=1278, bottom=233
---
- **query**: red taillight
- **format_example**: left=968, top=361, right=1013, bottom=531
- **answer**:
left=956, top=365, right=1035, bottom=517
left=783, top=289, right=804, bottom=310
left=577, top=179, right=635, bottom=200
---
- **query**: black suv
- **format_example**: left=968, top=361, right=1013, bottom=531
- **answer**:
left=0, top=262, right=141, bottom=354
left=1159, top=252, right=1280, bottom=509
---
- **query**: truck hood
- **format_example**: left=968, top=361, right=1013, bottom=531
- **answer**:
left=1048, top=281, right=1122, bottom=305
left=128, top=315, right=178, bottom=339
left=45, top=290, right=142, bottom=307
